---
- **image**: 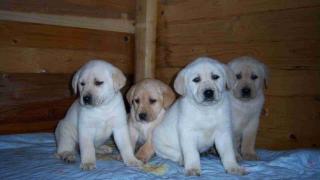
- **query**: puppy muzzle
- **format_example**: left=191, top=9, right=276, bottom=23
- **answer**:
left=241, top=86, right=251, bottom=98
left=136, top=112, right=149, bottom=123
left=83, top=95, right=92, bottom=105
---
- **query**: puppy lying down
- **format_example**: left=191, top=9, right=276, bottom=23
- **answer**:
left=127, top=79, right=175, bottom=163
left=153, top=57, right=246, bottom=176
left=55, top=60, right=142, bottom=170
left=228, top=56, right=268, bottom=161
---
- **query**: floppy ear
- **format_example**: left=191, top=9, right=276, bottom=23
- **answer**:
left=223, top=65, right=235, bottom=91
left=173, top=69, right=186, bottom=95
left=71, top=69, right=80, bottom=95
left=126, top=84, right=136, bottom=105
left=158, top=82, right=176, bottom=109
left=112, top=67, right=127, bottom=91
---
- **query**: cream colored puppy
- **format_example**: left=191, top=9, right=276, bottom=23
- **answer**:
left=127, top=79, right=175, bottom=163
left=153, top=57, right=246, bottom=176
left=228, top=56, right=268, bottom=161
left=55, top=60, right=142, bottom=170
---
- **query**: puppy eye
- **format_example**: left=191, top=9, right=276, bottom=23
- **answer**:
left=80, top=82, right=85, bottom=86
left=236, top=74, right=242, bottom=80
left=251, top=74, right=258, bottom=80
left=193, top=77, right=201, bottom=83
left=134, top=99, right=140, bottom=104
left=149, top=98, right=157, bottom=104
left=211, top=74, right=220, bottom=80
left=95, top=80, right=104, bottom=86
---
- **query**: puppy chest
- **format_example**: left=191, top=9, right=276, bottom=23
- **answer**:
left=136, top=123, right=153, bottom=143
left=196, top=127, right=215, bottom=152
left=93, top=123, right=112, bottom=145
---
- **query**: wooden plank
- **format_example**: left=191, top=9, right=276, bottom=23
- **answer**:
left=156, top=41, right=320, bottom=70
left=158, top=7, right=320, bottom=45
left=156, top=67, right=320, bottom=97
left=0, top=73, right=73, bottom=106
left=0, top=47, right=133, bottom=74
left=0, top=20, right=134, bottom=74
left=0, top=121, right=59, bottom=135
left=135, top=0, right=158, bottom=82
left=0, top=20, right=134, bottom=52
left=0, top=97, right=74, bottom=134
left=257, top=96, right=320, bottom=149
left=0, top=10, right=135, bottom=33
left=0, top=0, right=136, bottom=20
left=159, top=0, right=320, bottom=22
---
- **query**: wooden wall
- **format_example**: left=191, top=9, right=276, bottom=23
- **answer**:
left=156, top=0, right=320, bottom=149
left=0, top=0, right=135, bottom=134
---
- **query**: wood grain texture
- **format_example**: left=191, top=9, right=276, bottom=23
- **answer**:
left=156, top=1, right=320, bottom=149
left=158, top=7, right=320, bottom=46
left=0, top=10, right=135, bottom=33
left=0, top=47, right=133, bottom=74
left=159, top=0, right=320, bottom=22
left=0, top=98, right=74, bottom=134
left=135, top=0, right=158, bottom=82
left=257, top=96, right=320, bottom=149
left=0, top=20, right=133, bottom=53
left=157, top=41, right=320, bottom=69
left=0, top=0, right=136, bottom=20
left=0, top=21, right=134, bottom=74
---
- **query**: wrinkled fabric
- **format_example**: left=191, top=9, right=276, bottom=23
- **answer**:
left=0, top=133, right=319, bottom=180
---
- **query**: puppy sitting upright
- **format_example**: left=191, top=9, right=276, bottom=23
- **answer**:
left=153, top=57, right=246, bottom=176
left=55, top=60, right=142, bottom=170
left=127, top=79, right=175, bottom=163
left=228, top=56, right=268, bottom=161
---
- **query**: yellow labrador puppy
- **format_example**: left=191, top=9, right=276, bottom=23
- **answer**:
left=228, top=56, right=268, bottom=161
left=153, top=57, right=246, bottom=176
left=127, top=79, right=175, bottom=163
left=55, top=60, right=142, bottom=170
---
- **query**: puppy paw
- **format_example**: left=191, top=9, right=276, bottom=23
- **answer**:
left=124, top=158, right=143, bottom=167
left=80, top=162, right=96, bottom=171
left=56, top=151, right=76, bottom=163
left=136, top=152, right=150, bottom=164
left=226, top=165, right=247, bottom=175
left=186, top=168, right=201, bottom=176
left=96, top=145, right=113, bottom=155
left=242, top=153, right=259, bottom=161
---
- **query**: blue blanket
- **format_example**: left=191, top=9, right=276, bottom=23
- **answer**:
left=0, top=133, right=319, bottom=179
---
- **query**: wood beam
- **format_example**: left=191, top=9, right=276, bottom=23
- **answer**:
left=0, top=10, right=135, bottom=33
left=134, top=0, right=158, bottom=82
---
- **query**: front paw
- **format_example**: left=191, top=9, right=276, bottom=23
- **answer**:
left=56, top=151, right=76, bottom=163
left=124, top=158, right=143, bottom=167
left=136, top=152, right=150, bottom=164
left=242, top=153, right=259, bottom=161
left=80, top=162, right=96, bottom=171
left=186, top=168, right=201, bottom=176
left=226, top=165, right=247, bottom=175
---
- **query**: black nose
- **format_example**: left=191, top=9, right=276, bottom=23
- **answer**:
left=83, top=95, right=92, bottom=104
left=204, top=89, right=214, bottom=99
left=241, top=87, right=251, bottom=97
left=138, top=113, right=147, bottom=121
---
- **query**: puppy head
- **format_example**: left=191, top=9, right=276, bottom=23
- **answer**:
left=127, top=79, right=175, bottom=123
left=72, top=60, right=126, bottom=106
left=174, top=57, right=231, bottom=106
left=228, top=56, right=268, bottom=101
